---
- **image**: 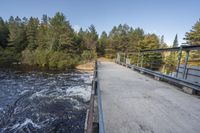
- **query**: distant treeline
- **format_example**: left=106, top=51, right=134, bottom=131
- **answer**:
left=0, top=12, right=199, bottom=69
left=0, top=12, right=98, bottom=69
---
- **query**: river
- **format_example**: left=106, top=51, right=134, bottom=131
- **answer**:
left=0, top=69, right=93, bottom=133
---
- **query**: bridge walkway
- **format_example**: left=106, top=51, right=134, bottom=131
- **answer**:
left=98, top=61, right=200, bottom=133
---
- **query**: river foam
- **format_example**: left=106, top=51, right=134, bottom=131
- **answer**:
left=0, top=70, right=93, bottom=133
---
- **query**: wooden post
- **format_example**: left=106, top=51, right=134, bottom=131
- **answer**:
left=183, top=50, right=190, bottom=79
left=176, top=46, right=183, bottom=78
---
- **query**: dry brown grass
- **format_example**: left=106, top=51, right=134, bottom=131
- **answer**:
left=98, top=57, right=115, bottom=62
left=76, top=57, right=115, bottom=71
left=76, top=61, right=95, bottom=71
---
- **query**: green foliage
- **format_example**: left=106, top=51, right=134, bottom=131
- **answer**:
left=8, top=16, right=27, bottom=52
left=140, top=34, right=163, bottom=70
left=5, top=12, right=200, bottom=71
left=109, top=24, right=131, bottom=53
left=49, top=12, right=76, bottom=52
left=160, top=35, right=168, bottom=48
left=97, top=31, right=107, bottom=56
left=185, top=19, right=200, bottom=45
left=22, top=49, right=80, bottom=69
left=184, top=19, right=200, bottom=66
left=0, top=12, right=98, bottom=69
left=105, top=25, right=146, bottom=59
left=26, top=17, right=39, bottom=51
left=0, top=17, right=9, bottom=48
left=0, top=48, right=21, bottom=64
left=36, top=15, right=49, bottom=50
left=165, top=52, right=178, bottom=74
left=81, top=50, right=97, bottom=61
left=34, top=49, right=49, bottom=67
left=83, top=25, right=98, bottom=50
left=48, top=52, right=79, bottom=69
left=21, top=49, right=36, bottom=65
left=173, top=34, right=179, bottom=47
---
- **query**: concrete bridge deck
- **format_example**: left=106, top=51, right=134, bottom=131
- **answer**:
left=98, top=62, right=200, bottom=133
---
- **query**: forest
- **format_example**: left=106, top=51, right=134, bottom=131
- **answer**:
left=0, top=12, right=200, bottom=70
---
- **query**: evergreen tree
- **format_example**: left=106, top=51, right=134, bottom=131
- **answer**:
left=37, top=15, right=49, bottom=50
left=129, top=28, right=144, bottom=51
left=0, top=17, right=9, bottom=48
left=166, top=34, right=179, bottom=73
left=84, top=25, right=98, bottom=50
left=1, top=13, right=184, bottom=69
left=77, top=28, right=87, bottom=51
left=173, top=34, right=179, bottom=47
left=184, top=19, right=200, bottom=66
left=160, top=35, right=164, bottom=45
left=8, top=16, right=27, bottom=52
left=108, top=24, right=130, bottom=53
left=185, top=19, right=200, bottom=45
left=26, top=17, right=39, bottom=51
left=160, top=35, right=167, bottom=48
left=97, top=31, right=107, bottom=56
left=49, top=12, right=75, bottom=52
left=0, top=13, right=99, bottom=68
left=41, top=14, right=48, bottom=25
left=140, top=34, right=162, bottom=70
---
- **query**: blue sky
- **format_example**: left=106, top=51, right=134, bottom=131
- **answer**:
left=0, top=0, right=200, bottom=45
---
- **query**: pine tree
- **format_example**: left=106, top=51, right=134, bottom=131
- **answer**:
left=140, top=34, right=162, bottom=70
left=108, top=24, right=131, bottom=54
left=8, top=16, right=27, bottom=52
left=129, top=28, right=144, bottom=51
left=185, top=19, right=200, bottom=45
left=37, top=15, right=49, bottom=50
left=77, top=28, right=87, bottom=51
left=160, top=35, right=164, bottom=45
left=84, top=25, right=98, bottom=50
left=0, top=17, right=9, bottom=48
left=166, top=34, right=179, bottom=73
left=173, top=34, right=179, bottom=47
left=97, top=31, right=107, bottom=56
left=160, top=35, right=167, bottom=48
left=26, top=17, right=39, bottom=51
left=184, top=19, right=200, bottom=66
left=49, top=12, right=75, bottom=52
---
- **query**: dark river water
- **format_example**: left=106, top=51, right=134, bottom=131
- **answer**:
left=0, top=69, right=93, bottom=133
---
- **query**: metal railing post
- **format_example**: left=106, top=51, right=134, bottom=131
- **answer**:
left=116, top=45, right=200, bottom=92
left=183, top=50, right=190, bottom=79
left=141, top=53, right=144, bottom=68
left=176, top=46, right=183, bottom=78
left=124, top=53, right=126, bottom=64
left=137, top=52, right=140, bottom=67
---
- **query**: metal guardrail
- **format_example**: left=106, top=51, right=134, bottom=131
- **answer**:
left=117, top=61, right=200, bottom=92
left=85, top=61, right=105, bottom=133
left=130, top=63, right=200, bottom=91
left=116, top=45, right=200, bottom=92
left=178, top=66, right=200, bottom=80
left=97, top=77, right=105, bottom=133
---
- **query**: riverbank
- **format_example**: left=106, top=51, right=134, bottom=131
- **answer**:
left=76, top=61, right=95, bottom=71
left=0, top=60, right=95, bottom=73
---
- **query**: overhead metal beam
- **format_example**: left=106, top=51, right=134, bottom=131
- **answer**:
left=124, top=45, right=200, bottom=54
left=141, top=45, right=200, bottom=53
